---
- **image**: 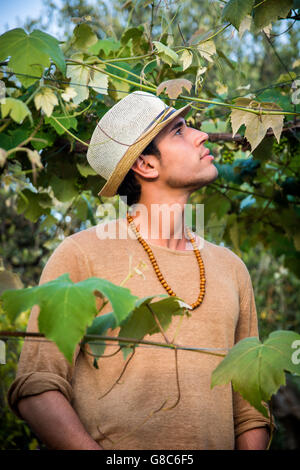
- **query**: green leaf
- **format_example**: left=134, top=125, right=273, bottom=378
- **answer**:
left=253, top=0, right=293, bottom=30
left=1, top=274, right=138, bottom=363
left=152, top=41, right=179, bottom=66
left=1, top=98, right=31, bottom=123
left=49, top=175, right=78, bottom=202
left=222, top=0, right=255, bottom=30
left=88, top=38, right=121, bottom=56
left=16, top=189, right=51, bottom=222
left=85, top=312, right=117, bottom=358
left=0, top=129, right=30, bottom=151
left=121, top=27, right=143, bottom=48
left=72, top=24, right=98, bottom=51
left=76, top=163, right=97, bottom=177
left=119, top=296, right=191, bottom=359
left=211, top=330, right=300, bottom=418
left=0, top=28, right=65, bottom=87
left=45, top=114, right=78, bottom=136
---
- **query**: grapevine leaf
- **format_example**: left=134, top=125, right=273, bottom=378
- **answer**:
left=49, top=175, right=79, bottom=202
left=211, top=330, right=300, bottom=418
left=221, top=0, right=255, bottom=30
left=45, top=114, right=78, bottom=136
left=66, top=55, right=90, bottom=104
left=76, top=163, right=97, bottom=177
left=230, top=98, right=284, bottom=151
left=1, top=98, right=31, bottom=123
left=157, top=79, right=193, bottom=100
left=66, top=53, right=108, bottom=104
left=253, top=0, right=293, bottom=30
left=238, top=15, right=252, bottom=38
left=0, top=28, right=65, bottom=87
left=88, top=38, right=121, bottom=56
left=197, top=40, right=216, bottom=63
left=84, top=295, right=167, bottom=358
left=179, top=49, right=193, bottom=71
left=61, top=87, right=78, bottom=102
left=85, top=312, right=117, bottom=359
left=34, top=87, right=58, bottom=117
left=1, top=274, right=138, bottom=363
left=119, top=296, right=191, bottom=359
left=72, top=24, right=98, bottom=51
left=152, top=41, right=179, bottom=66
left=88, top=68, right=108, bottom=95
left=16, top=189, right=50, bottom=222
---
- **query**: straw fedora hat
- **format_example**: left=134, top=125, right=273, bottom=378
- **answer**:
left=86, top=91, right=191, bottom=197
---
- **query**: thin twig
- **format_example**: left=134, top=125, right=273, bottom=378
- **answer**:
left=146, top=303, right=170, bottom=344
left=97, top=348, right=136, bottom=400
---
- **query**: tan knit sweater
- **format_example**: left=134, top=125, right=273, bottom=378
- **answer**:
left=8, top=218, right=270, bottom=450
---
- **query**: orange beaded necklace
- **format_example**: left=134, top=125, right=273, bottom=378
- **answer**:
left=126, top=212, right=206, bottom=310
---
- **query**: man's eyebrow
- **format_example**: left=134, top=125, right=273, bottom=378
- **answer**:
left=168, top=119, right=185, bottom=134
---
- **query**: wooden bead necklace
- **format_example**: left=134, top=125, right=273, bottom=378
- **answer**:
left=126, top=212, right=206, bottom=310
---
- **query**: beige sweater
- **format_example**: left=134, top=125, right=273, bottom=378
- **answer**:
left=8, top=218, right=270, bottom=450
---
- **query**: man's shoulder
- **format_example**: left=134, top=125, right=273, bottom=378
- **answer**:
left=202, top=237, right=249, bottom=273
left=63, top=218, right=128, bottom=249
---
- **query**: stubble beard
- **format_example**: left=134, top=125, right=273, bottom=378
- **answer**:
left=166, top=166, right=219, bottom=191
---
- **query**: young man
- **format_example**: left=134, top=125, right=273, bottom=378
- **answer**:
left=8, top=91, right=270, bottom=450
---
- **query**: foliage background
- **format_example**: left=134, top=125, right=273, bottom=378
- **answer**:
left=0, top=0, right=300, bottom=450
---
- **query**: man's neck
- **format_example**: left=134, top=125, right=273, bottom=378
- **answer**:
left=127, top=193, right=192, bottom=251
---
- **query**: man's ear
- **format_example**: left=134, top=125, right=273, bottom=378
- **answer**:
left=131, top=154, right=159, bottom=179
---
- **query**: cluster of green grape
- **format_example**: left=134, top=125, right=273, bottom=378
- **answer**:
left=221, top=148, right=235, bottom=164
left=273, top=136, right=288, bottom=155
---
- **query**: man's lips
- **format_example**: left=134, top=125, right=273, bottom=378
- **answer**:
left=200, top=148, right=213, bottom=159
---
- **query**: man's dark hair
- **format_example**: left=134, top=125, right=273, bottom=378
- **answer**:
left=116, top=139, right=161, bottom=206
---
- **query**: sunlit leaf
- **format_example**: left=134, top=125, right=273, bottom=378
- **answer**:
left=72, top=23, right=98, bottom=51
left=230, top=98, right=284, bottom=151
left=1, top=97, right=31, bottom=123
left=0, top=28, right=65, bottom=87
left=180, top=49, right=193, bottom=71
left=211, top=330, right=300, bottom=417
left=197, top=40, right=216, bottom=63
left=34, top=87, right=58, bottom=117
left=152, top=41, right=178, bottom=66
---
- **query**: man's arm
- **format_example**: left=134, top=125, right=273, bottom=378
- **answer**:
left=235, top=427, right=269, bottom=450
left=18, top=390, right=102, bottom=450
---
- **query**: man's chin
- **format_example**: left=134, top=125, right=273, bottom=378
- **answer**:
left=190, top=168, right=219, bottom=191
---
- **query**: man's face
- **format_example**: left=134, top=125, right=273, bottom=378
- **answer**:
left=153, top=116, right=218, bottom=191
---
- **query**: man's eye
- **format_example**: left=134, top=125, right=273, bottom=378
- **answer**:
left=175, top=127, right=183, bottom=135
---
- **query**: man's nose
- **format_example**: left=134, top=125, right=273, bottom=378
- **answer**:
left=193, top=129, right=209, bottom=147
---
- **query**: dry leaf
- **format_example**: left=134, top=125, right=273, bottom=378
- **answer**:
left=27, top=149, right=43, bottom=169
left=0, top=148, right=7, bottom=168
left=230, top=98, right=284, bottom=151
left=157, top=79, right=193, bottom=100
